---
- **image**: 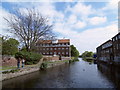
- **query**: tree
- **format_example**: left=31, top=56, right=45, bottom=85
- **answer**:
left=2, top=38, right=19, bottom=55
left=81, top=51, right=94, bottom=58
left=4, top=8, right=55, bottom=52
left=70, top=45, right=79, bottom=57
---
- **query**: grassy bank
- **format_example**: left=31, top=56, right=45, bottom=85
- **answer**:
left=2, top=57, right=80, bottom=81
left=40, top=57, right=79, bottom=69
left=40, top=60, right=69, bottom=69
left=1, top=66, right=17, bottom=71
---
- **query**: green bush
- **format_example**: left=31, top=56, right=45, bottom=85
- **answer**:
left=69, top=57, right=79, bottom=63
left=15, top=51, right=42, bottom=65
left=40, top=62, right=48, bottom=69
left=15, top=52, right=23, bottom=59
left=73, top=58, right=79, bottom=61
left=69, top=60, right=72, bottom=63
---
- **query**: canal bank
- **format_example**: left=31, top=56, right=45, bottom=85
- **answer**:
left=2, top=58, right=119, bottom=89
left=1, top=58, right=43, bottom=81
left=2, top=58, right=74, bottom=81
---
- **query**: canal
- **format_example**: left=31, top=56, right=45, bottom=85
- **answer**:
left=2, top=58, right=120, bottom=89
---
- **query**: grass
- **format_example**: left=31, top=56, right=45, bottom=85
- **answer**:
left=1, top=66, right=17, bottom=71
left=25, top=64, right=37, bottom=67
left=40, top=60, right=70, bottom=69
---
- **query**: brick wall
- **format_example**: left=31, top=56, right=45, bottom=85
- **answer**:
left=61, top=57, right=71, bottom=60
left=43, top=56, right=59, bottom=61
left=2, top=56, right=17, bottom=67
left=43, top=56, right=71, bottom=61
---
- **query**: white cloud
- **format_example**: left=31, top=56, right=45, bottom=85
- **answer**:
left=33, top=2, right=65, bottom=24
left=66, top=3, right=96, bottom=17
left=102, top=0, right=119, bottom=10
left=74, top=21, right=86, bottom=28
left=89, top=16, right=107, bottom=25
left=0, top=8, right=12, bottom=36
left=54, top=20, right=118, bottom=53
left=67, top=14, right=77, bottom=24
left=1, top=1, right=118, bottom=54
left=75, top=24, right=118, bottom=53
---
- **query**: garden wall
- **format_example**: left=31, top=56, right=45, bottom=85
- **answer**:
left=2, top=56, right=17, bottom=67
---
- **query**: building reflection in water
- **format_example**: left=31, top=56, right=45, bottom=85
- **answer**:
left=97, top=63, right=120, bottom=89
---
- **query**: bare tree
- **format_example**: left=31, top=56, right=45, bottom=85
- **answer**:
left=4, top=8, right=55, bottom=52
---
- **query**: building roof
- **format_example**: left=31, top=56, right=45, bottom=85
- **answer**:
left=58, top=39, right=70, bottom=43
left=36, top=39, right=70, bottom=44
left=96, top=40, right=112, bottom=49
left=37, top=40, right=52, bottom=44
left=112, top=32, right=120, bottom=39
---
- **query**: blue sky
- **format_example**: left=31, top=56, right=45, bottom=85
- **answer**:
left=0, top=0, right=119, bottom=53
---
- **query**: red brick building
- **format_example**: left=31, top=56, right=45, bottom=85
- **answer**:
left=36, top=39, right=71, bottom=57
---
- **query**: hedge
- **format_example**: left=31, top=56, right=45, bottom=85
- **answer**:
left=15, top=51, right=42, bottom=65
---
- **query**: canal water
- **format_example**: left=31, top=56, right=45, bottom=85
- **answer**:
left=2, top=58, right=120, bottom=89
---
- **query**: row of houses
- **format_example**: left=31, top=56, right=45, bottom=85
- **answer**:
left=35, top=39, right=71, bottom=57
left=96, top=32, right=120, bottom=65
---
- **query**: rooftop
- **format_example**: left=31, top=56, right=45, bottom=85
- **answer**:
left=36, top=39, right=70, bottom=44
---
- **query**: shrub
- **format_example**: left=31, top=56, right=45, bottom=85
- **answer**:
left=69, top=60, right=72, bottom=63
left=69, top=57, right=79, bottom=63
left=40, top=62, right=48, bottom=69
left=15, top=51, right=42, bottom=65
left=73, top=58, right=79, bottom=61
left=15, top=52, right=23, bottom=59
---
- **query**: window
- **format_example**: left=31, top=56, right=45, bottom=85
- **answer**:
left=54, top=48, right=56, bottom=50
left=66, top=52, right=68, bottom=54
left=119, top=35, right=120, bottom=39
left=62, top=52, right=64, bottom=54
left=51, top=48, right=53, bottom=50
left=58, top=52, right=60, bottom=54
left=58, top=48, right=60, bottom=50
left=113, top=38, right=115, bottom=42
left=117, top=44, right=119, bottom=49
left=62, top=48, right=64, bottom=50
left=66, top=47, right=68, bottom=49
left=54, top=52, right=56, bottom=55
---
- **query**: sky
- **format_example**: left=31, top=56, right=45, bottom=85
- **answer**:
left=0, top=0, right=119, bottom=54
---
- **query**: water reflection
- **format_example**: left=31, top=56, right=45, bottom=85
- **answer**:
left=2, top=58, right=119, bottom=89
left=97, top=63, right=120, bottom=89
